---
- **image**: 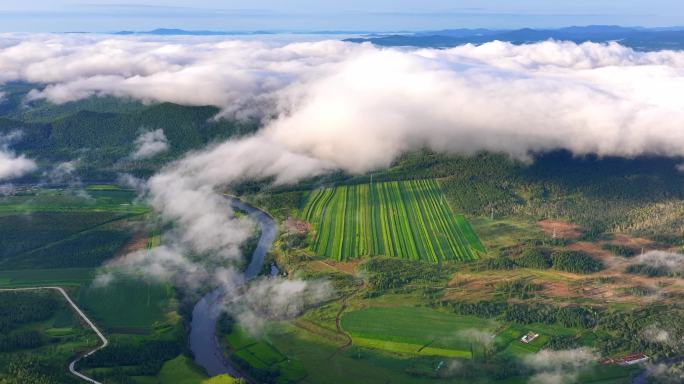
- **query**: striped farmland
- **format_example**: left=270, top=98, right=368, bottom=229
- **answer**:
left=302, top=179, right=485, bottom=262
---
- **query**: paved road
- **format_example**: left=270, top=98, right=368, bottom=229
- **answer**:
left=189, top=196, right=277, bottom=378
left=0, top=286, right=108, bottom=384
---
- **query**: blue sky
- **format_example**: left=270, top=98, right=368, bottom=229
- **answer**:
left=1, top=1, right=683, bottom=32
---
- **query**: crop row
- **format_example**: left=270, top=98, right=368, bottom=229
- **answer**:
left=302, top=179, right=484, bottom=262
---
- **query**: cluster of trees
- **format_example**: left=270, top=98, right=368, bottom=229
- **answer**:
left=362, top=257, right=450, bottom=293
left=80, top=340, right=182, bottom=376
left=480, top=249, right=603, bottom=274
left=603, top=244, right=636, bottom=257
left=503, top=303, right=598, bottom=328
left=444, top=300, right=599, bottom=328
left=597, top=305, right=684, bottom=359
left=626, top=263, right=676, bottom=277
left=516, top=248, right=552, bottom=269
left=546, top=335, right=581, bottom=350
left=0, top=292, right=59, bottom=333
left=0, top=330, right=44, bottom=352
left=550, top=251, right=604, bottom=274
left=0, top=359, right=62, bottom=384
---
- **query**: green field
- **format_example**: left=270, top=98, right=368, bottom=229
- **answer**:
left=77, top=278, right=175, bottom=334
left=341, top=306, right=497, bottom=358
left=302, top=179, right=484, bottom=262
left=0, top=268, right=95, bottom=287
left=0, top=187, right=147, bottom=270
left=223, top=325, right=307, bottom=384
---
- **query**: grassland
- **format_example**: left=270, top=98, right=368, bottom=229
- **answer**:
left=77, top=278, right=176, bottom=334
left=0, top=268, right=95, bottom=287
left=302, top=179, right=484, bottom=262
left=222, top=325, right=307, bottom=384
left=341, top=306, right=496, bottom=358
left=132, top=355, right=238, bottom=384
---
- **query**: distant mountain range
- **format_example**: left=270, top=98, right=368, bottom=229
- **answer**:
left=345, top=25, right=684, bottom=51
left=110, top=26, right=684, bottom=51
left=113, top=28, right=369, bottom=36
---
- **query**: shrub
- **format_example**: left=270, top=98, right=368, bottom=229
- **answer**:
left=551, top=251, right=603, bottom=274
left=516, top=248, right=552, bottom=269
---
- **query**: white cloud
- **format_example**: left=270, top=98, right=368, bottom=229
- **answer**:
left=46, top=160, right=78, bottom=183
left=131, top=129, right=169, bottom=160
left=636, top=250, right=684, bottom=274
left=523, top=348, right=598, bottom=384
left=455, top=328, right=496, bottom=349
left=0, top=150, right=35, bottom=181
left=0, top=132, right=36, bottom=181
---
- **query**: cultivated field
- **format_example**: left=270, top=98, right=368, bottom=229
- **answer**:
left=341, top=306, right=497, bottom=358
left=302, top=179, right=485, bottom=262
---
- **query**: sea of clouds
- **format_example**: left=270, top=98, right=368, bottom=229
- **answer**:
left=3, top=34, right=684, bottom=340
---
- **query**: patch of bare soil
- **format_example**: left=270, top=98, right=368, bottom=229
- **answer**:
left=569, top=241, right=616, bottom=265
left=537, top=219, right=581, bottom=239
left=283, top=217, right=311, bottom=234
left=323, top=259, right=363, bottom=274
left=541, top=281, right=575, bottom=298
left=113, top=231, right=147, bottom=259
left=610, top=234, right=653, bottom=248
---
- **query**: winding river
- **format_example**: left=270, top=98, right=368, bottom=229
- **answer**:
left=189, top=197, right=277, bottom=378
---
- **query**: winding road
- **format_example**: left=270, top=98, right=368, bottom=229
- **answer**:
left=189, top=196, right=278, bottom=378
left=0, top=286, right=108, bottom=384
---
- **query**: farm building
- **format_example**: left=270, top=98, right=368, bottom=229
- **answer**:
left=601, top=353, right=649, bottom=366
left=520, top=332, right=539, bottom=344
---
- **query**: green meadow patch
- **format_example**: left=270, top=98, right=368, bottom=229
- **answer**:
left=341, top=306, right=497, bottom=357
left=0, top=268, right=95, bottom=287
left=77, top=278, right=175, bottom=333
left=223, top=325, right=307, bottom=384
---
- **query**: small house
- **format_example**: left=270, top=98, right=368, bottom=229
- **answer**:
left=520, top=332, right=540, bottom=344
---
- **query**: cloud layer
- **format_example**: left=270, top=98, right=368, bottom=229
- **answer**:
left=6, top=34, right=684, bottom=331
left=5, top=35, right=684, bottom=165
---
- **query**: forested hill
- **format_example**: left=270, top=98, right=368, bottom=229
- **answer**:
left=0, top=99, right=258, bottom=181
left=346, top=25, right=684, bottom=50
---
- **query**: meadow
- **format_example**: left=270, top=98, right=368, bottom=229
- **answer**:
left=0, top=186, right=148, bottom=270
left=341, top=306, right=496, bottom=358
left=222, top=324, right=307, bottom=384
left=77, top=277, right=176, bottom=334
left=302, top=179, right=484, bottom=262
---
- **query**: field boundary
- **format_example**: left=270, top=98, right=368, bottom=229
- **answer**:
left=0, top=286, right=108, bottom=384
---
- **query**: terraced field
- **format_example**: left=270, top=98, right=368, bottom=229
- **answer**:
left=302, top=179, right=484, bottom=262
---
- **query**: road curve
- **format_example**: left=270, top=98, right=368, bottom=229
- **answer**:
left=190, top=196, right=277, bottom=378
left=0, top=286, right=108, bottom=384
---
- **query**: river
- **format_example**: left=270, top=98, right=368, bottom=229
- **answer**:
left=631, top=355, right=684, bottom=384
left=189, top=197, right=278, bottom=377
